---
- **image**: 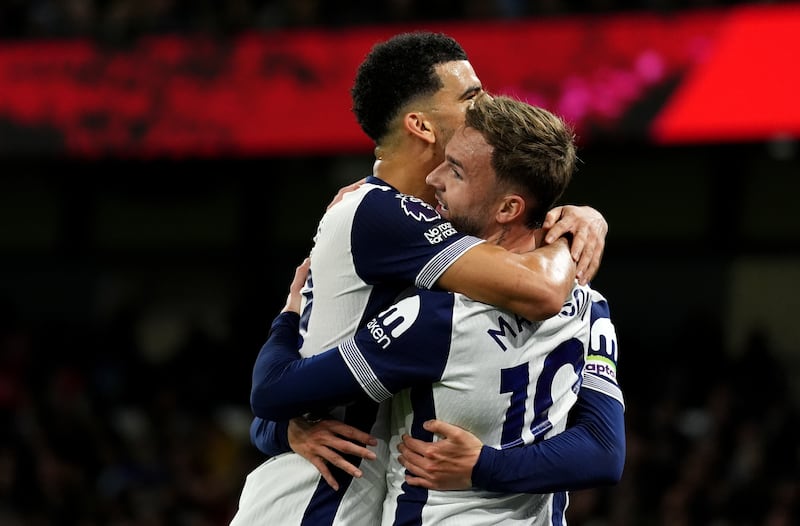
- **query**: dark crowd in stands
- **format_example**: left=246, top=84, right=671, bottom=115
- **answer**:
left=1, top=1, right=799, bottom=525
left=2, top=298, right=798, bottom=525
left=0, top=0, right=791, bottom=43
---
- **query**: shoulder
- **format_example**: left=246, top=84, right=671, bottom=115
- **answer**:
left=325, top=179, right=390, bottom=218
left=389, top=288, right=456, bottom=322
left=362, top=289, right=456, bottom=342
left=585, top=286, right=612, bottom=320
left=587, top=285, right=609, bottom=305
left=313, top=180, right=394, bottom=240
left=355, top=184, right=443, bottom=225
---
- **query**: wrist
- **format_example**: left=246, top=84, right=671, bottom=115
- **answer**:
left=471, top=445, right=494, bottom=490
left=302, top=412, right=327, bottom=424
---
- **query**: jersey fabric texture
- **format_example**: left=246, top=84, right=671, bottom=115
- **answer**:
left=251, top=284, right=623, bottom=525
left=229, top=176, right=483, bottom=526
left=374, top=286, right=621, bottom=525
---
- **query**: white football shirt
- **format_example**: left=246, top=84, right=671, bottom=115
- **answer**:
left=230, top=176, right=483, bottom=526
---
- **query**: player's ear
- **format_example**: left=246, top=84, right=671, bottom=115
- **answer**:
left=496, top=194, right=525, bottom=224
left=405, top=111, right=436, bottom=145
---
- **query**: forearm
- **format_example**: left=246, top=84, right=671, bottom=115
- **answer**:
left=472, top=389, right=625, bottom=493
left=250, top=312, right=307, bottom=419
left=247, top=314, right=298, bottom=456
left=514, top=238, right=575, bottom=317
left=437, top=238, right=575, bottom=321
left=250, top=417, right=291, bottom=456
left=250, top=314, right=364, bottom=421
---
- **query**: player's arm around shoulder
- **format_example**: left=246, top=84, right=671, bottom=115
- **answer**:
left=437, top=237, right=575, bottom=321
left=347, top=289, right=457, bottom=396
left=436, top=205, right=608, bottom=321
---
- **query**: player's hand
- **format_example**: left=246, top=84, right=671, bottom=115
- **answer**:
left=327, top=178, right=366, bottom=210
left=282, top=258, right=310, bottom=314
left=288, top=416, right=378, bottom=491
left=543, top=205, right=607, bottom=285
left=397, top=420, right=482, bottom=490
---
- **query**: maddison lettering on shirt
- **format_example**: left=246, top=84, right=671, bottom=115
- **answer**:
left=487, top=314, right=535, bottom=352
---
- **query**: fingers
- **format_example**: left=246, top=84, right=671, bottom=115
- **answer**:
left=422, top=419, right=456, bottom=438
left=288, top=417, right=378, bottom=491
left=576, top=239, right=603, bottom=285
left=306, top=425, right=372, bottom=487
left=309, top=457, right=340, bottom=491
left=544, top=216, right=571, bottom=245
left=283, top=258, right=311, bottom=313
left=397, top=434, right=473, bottom=490
left=397, top=440, right=429, bottom=482
left=401, top=433, right=432, bottom=457
left=326, top=438, right=377, bottom=461
left=398, top=435, right=431, bottom=464
left=571, top=221, right=606, bottom=285
left=298, top=257, right=310, bottom=276
left=542, top=205, right=608, bottom=285
left=403, top=473, right=434, bottom=490
left=307, top=421, right=377, bottom=462
left=542, top=206, right=563, bottom=231
left=291, top=258, right=311, bottom=291
left=313, top=446, right=364, bottom=480
left=324, top=420, right=379, bottom=449
left=569, top=227, right=589, bottom=283
left=326, top=178, right=367, bottom=210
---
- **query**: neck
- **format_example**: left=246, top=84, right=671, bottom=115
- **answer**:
left=373, top=143, right=440, bottom=206
left=483, top=224, right=543, bottom=253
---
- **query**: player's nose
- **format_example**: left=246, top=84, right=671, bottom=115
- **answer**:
left=426, top=163, right=445, bottom=188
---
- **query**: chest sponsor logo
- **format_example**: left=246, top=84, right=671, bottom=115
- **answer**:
left=366, top=295, right=421, bottom=349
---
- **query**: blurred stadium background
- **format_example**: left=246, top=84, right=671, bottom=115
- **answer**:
left=1, top=1, right=799, bottom=524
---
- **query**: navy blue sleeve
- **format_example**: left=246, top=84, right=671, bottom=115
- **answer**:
left=248, top=313, right=298, bottom=456
left=250, top=417, right=291, bottom=456
left=250, top=313, right=368, bottom=421
left=471, top=388, right=625, bottom=493
left=251, top=292, right=455, bottom=420
left=339, top=290, right=454, bottom=398
left=351, top=187, right=481, bottom=289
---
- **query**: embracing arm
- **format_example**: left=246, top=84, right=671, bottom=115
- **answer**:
left=248, top=259, right=308, bottom=458
left=399, top=291, right=624, bottom=493
left=543, top=205, right=607, bottom=285
left=250, top=258, right=368, bottom=421
left=437, top=206, right=606, bottom=321
left=250, top=312, right=366, bottom=421
left=249, top=313, right=379, bottom=488
left=398, top=387, right=625, bottom=493
left=472, top=388, right=625, bottom=492
left=250, top=417, right=290, bottom=456
left=248, top=258, right=377, bottom=488
left=438, top=237, right=574, bottom=321
left=251, top=300, right=451, bottom=421
left=251, top=260, right=453, bottom=423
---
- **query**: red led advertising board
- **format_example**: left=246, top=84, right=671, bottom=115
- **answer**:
left=0, top=4, right=798, bottom=158
left=651, top=5, right=800, bottom=144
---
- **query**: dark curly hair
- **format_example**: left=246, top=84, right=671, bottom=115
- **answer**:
left=351, top=32, right=468, bottom=144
